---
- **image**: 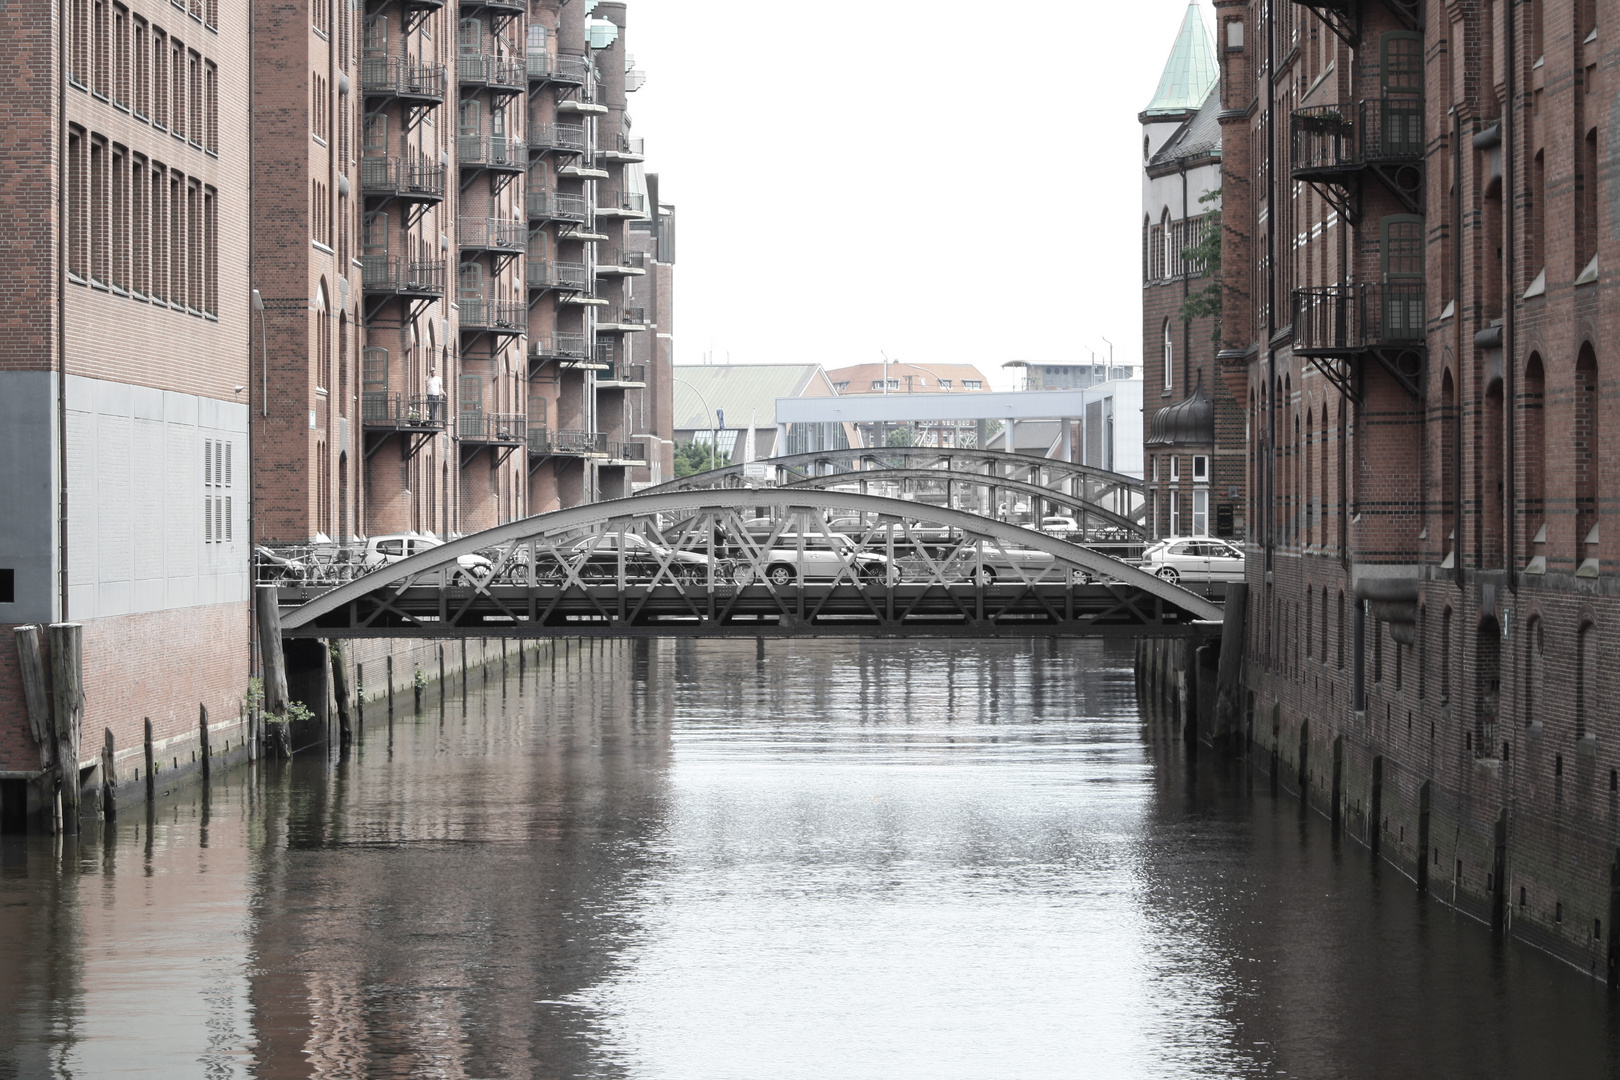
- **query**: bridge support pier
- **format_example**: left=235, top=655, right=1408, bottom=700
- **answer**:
left=284, top=639, right=332, bottom=754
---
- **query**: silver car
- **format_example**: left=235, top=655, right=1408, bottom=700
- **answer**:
left=1138, top=537, right=1245, bottom=584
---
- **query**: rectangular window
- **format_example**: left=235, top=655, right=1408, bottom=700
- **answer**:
left=1170, top=489, right=1180, bottom=535
left=67, top=128, right=87, bottom=280
left=1170, top=456, right=1180, bottom=481
left=90, top=137, right=106, bottom=284
left=171, top=37, right=185, bottom=140
left=113, top=4, right=129, bottom=107
left=203, top=185, right=217, bottom=315
left=1192, top=489, right=1209, bottom=536
left=1193, top=454, right=1209, bottom=481
left=152, top=30, right=168, bottom=127
left=188, top=51, right=202, bottom=144
left=150, top=163, right=167, bottom=301
left=93, top=0, right=110, bottom=98
left=206, top=0, right=217, bottom=30
left=169, top=170, right=183, bottom=306
left=133, top=18, right=149, bottom=116
left=131, top=153, right=148, bottom=296
left=204, top=61, right=217, bottom=152
left=111, top=145, right=127, bottom=290
left=187, top=179, right=201, bottom=311
left=69, top=0, right=89, bottom=86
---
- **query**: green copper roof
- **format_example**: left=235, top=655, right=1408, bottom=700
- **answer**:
left=1143, top=4, right=1219, bottom=117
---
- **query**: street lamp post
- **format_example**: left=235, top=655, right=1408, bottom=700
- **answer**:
left=673, top=376, right=718, bottom=473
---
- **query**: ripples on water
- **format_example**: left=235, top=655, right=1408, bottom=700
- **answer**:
left=2, top=638, right=1619, bottom=1079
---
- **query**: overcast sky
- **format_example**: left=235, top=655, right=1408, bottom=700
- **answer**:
left=625, top=0, right=1214, bottom=389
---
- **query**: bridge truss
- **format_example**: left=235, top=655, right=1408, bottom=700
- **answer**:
left=276, top=490, right=1219, bottom=640
left=642, top=447, right=1146, bottom=525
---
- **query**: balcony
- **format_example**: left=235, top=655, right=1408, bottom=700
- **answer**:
left=1291, top=99, right=1424, bottom=215
left=596, top=190, right=648, bottom=220
left=360, top=257, right=445, bottom=298
left=460, top=0, right=526, bottom=12
left=527, top=189, right=589, bottom=224
left=362, top=393, right=446, bottom=432
left=359, top=157, right=446, bottom=204
left=459, top=217, right=526, bottom=254
left=602, top=441, right=649, bottom=466
left=360, top=56, right=447, bottom=105
left=457, top=53, right=526, bottom=93
left=532, top=332, right=591, bottom=364
left=594, top=247, right=648, bottom=277
left=528, top=428, right=608, bottom=457
left=458, top=135, right=526, bottom=172
left=1293, top=283, right=1425, bottom=398
left=527, top=260, right=589, bottom=293
left=597, top=306, right=648, bottom=333
left=459, top=297, right=527, bottom=334
left=597, top=360, right=648, bottom=389
left=527, top=49, right=589, bottom=86
left=528, top=123, right=588, bottom=156
left=458, top=411, right=527, bottom=445
left=599, top=133, right=645, bottom=163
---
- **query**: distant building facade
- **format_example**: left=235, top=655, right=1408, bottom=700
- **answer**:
left=671, top=364, right=848, bottom=461
left=1004, top=360, right=1138, bottom=391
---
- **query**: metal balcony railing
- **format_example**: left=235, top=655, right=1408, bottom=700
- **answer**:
left=1293, top=283, right=1426, bottom=353
left=611, top=441, right=649, bottom=462
left=598, top=190, right=648, bottom=215
left=533, top=332, right=589, bottom=360
left=528, top=428, right=607, bottom=456
left=598, top=362, right=648, bottom=386
left=458, top=135, right=527, bottom=170
left=460, top=297, right=527, bottom=331
left=360, top=56, right=447, bottom=102
left=457, top=53, right=526, bottom=90
left=527, top=260, right=589, bottom=291
left=458, top=411, right=527, bottom=443
left=526, top=189, right=589, bottom=222
left=596, top=247, right=648, bottom=273
left=361, top=392, right=447, bottom=431
left=360, top=257, right=446, bottom=296
left=527, top=49, right=588, bottom=84
left=459, top=217, right=526, bottom=251
left=600, top=305, right=648, bottom=328
left=359, top=157, right=446, bottom=202
left=604, top=133, right=645, bottom=158
left=528, top=123, right=588, bottom=154
left=1291, top=99, right=1425, bottom=178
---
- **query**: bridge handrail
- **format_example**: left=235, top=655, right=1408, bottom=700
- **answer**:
left=278, top=489, right=1221, bottom=629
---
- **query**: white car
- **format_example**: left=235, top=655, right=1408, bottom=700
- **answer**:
left=737, top=529, right=892, bottom=586
left=1040, top=516, right=1080, bottom=538
left=361, top=533, right=494, bottom=585
left=1138, top=537, right=1245, bottom=584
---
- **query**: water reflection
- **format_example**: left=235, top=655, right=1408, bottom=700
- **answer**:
left=1, top=638, right=1620, bottom=1078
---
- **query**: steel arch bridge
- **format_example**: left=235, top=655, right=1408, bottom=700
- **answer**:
left=642, top=447, right=1146, bottom=524
left=274, top=490, right=1220, bottom=640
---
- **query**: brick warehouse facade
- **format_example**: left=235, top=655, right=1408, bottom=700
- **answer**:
left=0, top=0, right=255, bottom=819
left=1217, top=0, right=1620, bottom=977
left=1142, top=6, right=1247, bottom=543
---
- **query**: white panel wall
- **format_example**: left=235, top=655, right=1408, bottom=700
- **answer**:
left=65, top=375, right=250, bottom=619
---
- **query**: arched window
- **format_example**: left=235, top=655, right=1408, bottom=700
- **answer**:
left=1524, top=354, right=1545, bottom=545
left=1577, top=621, right=1598, bottom=740
left=1575, top=345, right=1599, bottom=568
left=337, top=311, right=349, bottom=418
left=1524, top=616, right=1543, bottom=728
left=315, top=280, right=330, bottom=393
left=1162, top=319, right=1174, bottom=391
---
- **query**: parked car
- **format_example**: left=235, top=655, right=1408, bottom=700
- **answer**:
left=1040, top=516, right=1080, bottom=538
left=937, top=543, right=1079, bottom=585
left=1138, top=537, right=1245, bottom=584
left=566, top=532, right=713, bottom=582
left=360, top=533, right=494, bottom=586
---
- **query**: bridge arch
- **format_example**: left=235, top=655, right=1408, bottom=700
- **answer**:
left=277, top=489, right=1219, bottom=637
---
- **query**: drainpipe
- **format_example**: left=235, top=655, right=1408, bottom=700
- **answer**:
left=1264, top=0, right=1276, bottom=573
left=57, top=0, right=70, bottom=622
left=1453, top=110, right=1465, bottom=587
left=1502, top=0, right=1518, bottom=581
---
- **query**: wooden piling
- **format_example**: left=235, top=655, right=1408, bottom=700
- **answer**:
left=199, top=704, right=211, bottom=782
left=386, top=656, right=395, bottom=715
left=14, top=625, right=54, bottom=771
left=254, top=585, right=290, bottom=713
left=48, top=623, right=83, bottom=833
left=330, top=640, right=354, bottom=746
left=101, top=728, right=117, bottom=820
left=144, top=718, right=155, bottom=801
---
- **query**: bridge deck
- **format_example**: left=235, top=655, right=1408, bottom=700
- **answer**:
left=279, top=580, right=1226, bottom=640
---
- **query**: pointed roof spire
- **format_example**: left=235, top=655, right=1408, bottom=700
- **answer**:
left=1143, top=4, right=1219, bottom=118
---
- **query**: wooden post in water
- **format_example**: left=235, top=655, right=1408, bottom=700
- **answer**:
left=14, top=626, right=55, bottom=784
left=386, top=656, right=395, bottom=715
left=255, top=585, right=291, bottom=758
left=330, top=640, right=354, bottom=746
left=199, top=704, right=211, bottom=782
left=48, top=623, right=84, bottom=834
left=355, top=663, right=364, bottom=725
left=101, top=728, right=117, bottom=820
left=144, top=718, right=155, bottom=802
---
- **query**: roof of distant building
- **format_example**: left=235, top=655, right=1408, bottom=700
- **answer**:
left=824, top=362, right=993, bottom=394
left=1148, top=84, right=1222, bottom=171
left=1142, top=4, right=1219, bottom=119
left=672, top=364, right=836, bottom=432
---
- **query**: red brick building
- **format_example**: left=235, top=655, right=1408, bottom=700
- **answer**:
left=1141, top=5, right=1246, bottom=542
left=0, top=0, right=254, bottom=821
left=1219, top=0, right=1620, bottom=975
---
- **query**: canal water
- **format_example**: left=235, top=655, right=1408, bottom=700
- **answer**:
left=3, top=638, right=1620, bottom=1079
